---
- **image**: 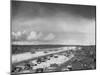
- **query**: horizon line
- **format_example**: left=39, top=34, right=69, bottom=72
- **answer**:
left=12, top=42, right=96, bottom=46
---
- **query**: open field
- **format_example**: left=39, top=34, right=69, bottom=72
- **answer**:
left=11, top=45, right=96, bottom=74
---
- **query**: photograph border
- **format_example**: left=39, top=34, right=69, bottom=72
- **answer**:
left=10, top=0, right=96, bottom=74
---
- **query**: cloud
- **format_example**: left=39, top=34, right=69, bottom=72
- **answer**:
left=12, top=30, right=56, bottom=41
left=27, top=31, right=37, bottom=40
left=43, top=33, right=55, bottom=40
left=12, top=13, right=95, bottom=34
left=27, top=31, right=55, bottom=41
left=27, top=31, right=44, bottom=40
left=11, top=1, right=95, bottom=45
left=12, top=31, right=22, bottom=39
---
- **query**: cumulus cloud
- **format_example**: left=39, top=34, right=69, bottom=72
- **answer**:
left=27, top=31, right=37, bottom=40
left=12, top=31, right=22, bottom=39
left=27, top=31, right=45, bottom=40
left=12, top=30, right=56, bottom=42
left=37, top=32, right=43, bottom=40
left=43, top=33, right=55, bottom=40
left=27, top=31, right=55, bottom=41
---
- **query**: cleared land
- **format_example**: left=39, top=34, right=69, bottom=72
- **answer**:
left=11, top=45, right=96, bottom=74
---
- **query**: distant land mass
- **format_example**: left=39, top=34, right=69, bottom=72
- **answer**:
left=12, top=44, right=96, bottom=54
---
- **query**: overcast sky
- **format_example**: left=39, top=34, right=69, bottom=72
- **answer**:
left=11, top=1, right=96, bottom=45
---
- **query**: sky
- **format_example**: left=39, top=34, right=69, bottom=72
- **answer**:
left=11, top=1, right=96, bottom=45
